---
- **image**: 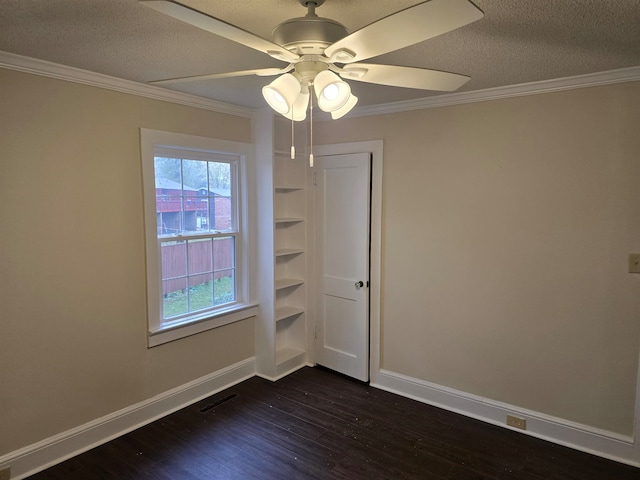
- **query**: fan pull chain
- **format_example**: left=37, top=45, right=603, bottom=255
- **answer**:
left=309, top=85, right=314, bottom=168
left=291, top=103, right=295, bottom=160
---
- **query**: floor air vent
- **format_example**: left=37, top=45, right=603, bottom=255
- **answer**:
left=200, top=393, right=237, bottom=413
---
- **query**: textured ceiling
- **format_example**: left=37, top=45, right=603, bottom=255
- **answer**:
left=1, top=0, right=639, bottom=109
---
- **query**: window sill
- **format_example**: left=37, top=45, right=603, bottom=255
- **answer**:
left=148, top=303, right=257, bottom=347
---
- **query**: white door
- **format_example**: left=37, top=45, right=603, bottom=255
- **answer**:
left=315, top=152, right=370, bottom=381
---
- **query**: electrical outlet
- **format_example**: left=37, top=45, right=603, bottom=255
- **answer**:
left=629, top=254, right=640, bottom=274
left=0, top=466, right=11, bottom=480
left=506, top=415, right=526, bottom=430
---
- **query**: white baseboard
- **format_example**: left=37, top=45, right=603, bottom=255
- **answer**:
left=371, top=369, right=640, bottom=468
left=5, top=362, right=637, bottom=478
left=1, top=357, right=256, bottom=480
left=256, top=362, right=315, bottom=382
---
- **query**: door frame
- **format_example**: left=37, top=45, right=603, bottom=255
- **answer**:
left=312, top=140, right=383, bottom=383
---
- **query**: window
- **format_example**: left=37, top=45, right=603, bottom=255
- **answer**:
left=141, top=129, right=256, bottom=347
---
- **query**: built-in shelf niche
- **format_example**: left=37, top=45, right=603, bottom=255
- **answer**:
left=275, top=217, right=304, bottom=224
left=275, top=278, right=304, bottom=291
left=275, top=248, right=304, bottom=257
left=255, top=111, right=309, bottom=380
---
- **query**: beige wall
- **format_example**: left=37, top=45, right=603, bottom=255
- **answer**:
left=2, top=65, right=638, bottom=456
left=314, top=82, right=640, bottom=436
left=0, top=69, right=255, bottom=454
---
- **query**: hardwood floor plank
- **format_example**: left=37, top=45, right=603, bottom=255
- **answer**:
left=27, top=367, right=640, bottom=480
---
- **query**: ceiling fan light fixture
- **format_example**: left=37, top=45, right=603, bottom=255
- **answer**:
left=330, top=93, right=358, bottom=119
left=313, top=70, right=351, bottom=112
left=262, top=73, right=301, bottom=114
left=283, top=90, right=310, bottom=121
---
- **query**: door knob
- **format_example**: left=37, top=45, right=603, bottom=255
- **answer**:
left=355, top=281, right=364, bottom=288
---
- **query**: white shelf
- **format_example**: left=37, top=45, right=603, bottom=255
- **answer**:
left=275, top=248, right=304, bottom=257
left=276, top=349, right=306, bottom=377
left=255, top=111, right=308, bottom=381
left=275, top=217, right=304, bottom=225
left=276, top=347, right=305, bottom=366
left=275, top=278, right=304, bottom=291
left=275, top=305, right=304, bottom=323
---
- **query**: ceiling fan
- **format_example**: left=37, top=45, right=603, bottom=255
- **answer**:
left=141, top=0, right=484, bottom=120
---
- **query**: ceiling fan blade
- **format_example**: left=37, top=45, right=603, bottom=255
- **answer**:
left=324, top=0, right=483, bottom=64
left=149, top=66, right=293, bottom=85
left=337, top=63, right=470, bottom=91
left=140, top=0, right=299, bottom=62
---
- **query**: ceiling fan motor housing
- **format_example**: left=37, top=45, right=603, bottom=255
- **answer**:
left=272, top=14, right=349, bottom=56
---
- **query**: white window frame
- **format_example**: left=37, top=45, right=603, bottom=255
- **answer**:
left=141, top=129, right=256, bottom=347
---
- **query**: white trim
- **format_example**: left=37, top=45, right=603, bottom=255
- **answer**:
left=0, top=50, right=253, bottom=118
left=255, top=362, right=314, bottom=382
left=148, top=303, right=258, bottom=347
left=140, top=128, right=255, bottom=347
left=372, top=369, right=640, bottom=468
left=346, top=66, right=640, bottom=118
left=3, top=51, right=639, bottom=123
left=313, top=141, right=383, bottom=383
left=0, top=357, right=257, bottom=480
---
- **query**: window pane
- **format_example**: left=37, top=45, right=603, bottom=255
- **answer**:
left=189, top=273, right=214, bottom=312
left=154, top=158, right=236, bottom=235
left=154, top=157, right=182, bottom=186
left=183, top=159, right=207, bottom=190
left=214, top=236, right=235, bottom=305
left=157, top=196, right=183, bottom=235
left=208, top=162, right=233, bottom=231
left=188, top=238, right=213, bottom=275
left=182, top=193, right=201, bottom=233
left=163, top=277, right=187, bottom=318
left=161, top=240, right=186, bottom=279
left=213, top=236, right=234, bottom=271
left=195, top=196, right=210, bottom=231
left=208, top=161, right=231, bottom=190
left=214, top=269, right=235, bottom=306
left=210, top=195, right=232, bottom=231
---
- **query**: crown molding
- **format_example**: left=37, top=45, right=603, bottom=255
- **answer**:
left=2, top=50, right=638, bottom=121
left=0, top=50, right=254, bottom=119
left=348, top=65, right=640, bottom=119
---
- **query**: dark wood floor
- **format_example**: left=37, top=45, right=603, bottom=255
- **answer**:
left=29, top=366, right=639, bottom=479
